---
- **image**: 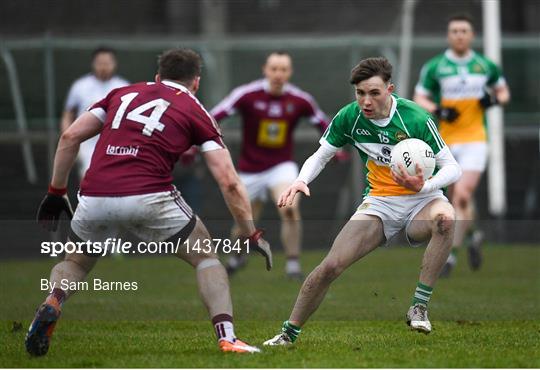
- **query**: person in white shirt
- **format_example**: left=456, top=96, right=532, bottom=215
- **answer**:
left=60, top=47, right=129, bottom=179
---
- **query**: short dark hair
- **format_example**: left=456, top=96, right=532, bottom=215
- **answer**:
left=349, top=57, right=393, bottom=85
left=265, top=50, right=291, bottom=63
left=447, top=13, right=474, bottom=29
left=91, top=46, right=116, bottom=61
left=157, top=48, right=202, bottom=83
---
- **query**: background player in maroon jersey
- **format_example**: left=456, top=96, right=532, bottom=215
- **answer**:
left=27, top=49, right=271, bottom=355
left=212, top=51, right=340, bottom=279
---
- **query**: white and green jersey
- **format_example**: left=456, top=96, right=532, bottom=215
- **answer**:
left=415, top=49, right=506, bottom=145
left=321, top=94, right=446, bottom=197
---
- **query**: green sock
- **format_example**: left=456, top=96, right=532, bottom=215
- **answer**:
left=282, top=320, right=301, bottom=342
left=411, top=282, right=433, bottom=307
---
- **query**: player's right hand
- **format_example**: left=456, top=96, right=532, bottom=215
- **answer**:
left=391, top=163, right=425, bottom=192
left=434, top=107, right=459, bottom=123
left=277, top=180, right=310, bottom=208
left=37, top=188, right=74, bottom=232
left=245, top=229, right=273, bottom=271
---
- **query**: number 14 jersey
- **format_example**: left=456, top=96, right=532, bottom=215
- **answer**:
left=81, top=80, right=224, bottom=196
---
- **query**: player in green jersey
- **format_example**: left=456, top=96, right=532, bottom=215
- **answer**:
left=263, top=57, right=462, bottom=345
left=414, top=14, right=510, bottom=276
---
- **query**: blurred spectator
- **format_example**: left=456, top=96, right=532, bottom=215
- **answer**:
left=60, top=47, right=129, bottom=180
left=211, top=51, right=341, bottom=280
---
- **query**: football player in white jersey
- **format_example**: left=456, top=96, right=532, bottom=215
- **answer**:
left=60, top=47, right=129, bottom=179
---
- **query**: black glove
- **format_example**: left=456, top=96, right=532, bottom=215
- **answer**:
left=37, top=188, right=74, bottom=232
left=479, top=90, right=498, bottom=109
left=244, top=229, right=273, bottom=271
left=434, top=107, right=460, bottom=123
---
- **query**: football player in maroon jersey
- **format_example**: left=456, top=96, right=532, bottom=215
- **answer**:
left=212, top=51, right=345, bottom=279
left=27, top=49, right=271, bottom=355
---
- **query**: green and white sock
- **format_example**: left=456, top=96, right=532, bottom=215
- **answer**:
left=282, top=320, right=301, bottom=342
left=412, top=282, right=433, bottom=307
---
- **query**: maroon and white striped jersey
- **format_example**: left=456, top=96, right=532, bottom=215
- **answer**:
left=211, top=79, right=328, bottom=173
left=80, top=80, right=224, bottom=196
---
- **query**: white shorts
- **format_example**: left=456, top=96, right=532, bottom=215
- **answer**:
left=353, top=191, right=448, bottom=244
left=450, top=142, right=488, bottom=172
left=239, top=161, right=299, bottom=202
left=70, top=188, right=195, bottom=247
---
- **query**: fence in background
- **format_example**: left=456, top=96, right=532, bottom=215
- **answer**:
left=1, top=35, right=539, bottom=226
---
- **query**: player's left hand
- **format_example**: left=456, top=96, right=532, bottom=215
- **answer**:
left=391, top=163, right=424, bottom=192
left=37, top=191, right=74, bottom=232
left=277, top=180, right=310, bottom=207
left=479, top=90, right=498, bottom=109
left=244, top=229, right=272, bottom=271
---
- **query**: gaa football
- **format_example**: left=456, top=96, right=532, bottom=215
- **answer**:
left=390, top=138, right=436, bottom=180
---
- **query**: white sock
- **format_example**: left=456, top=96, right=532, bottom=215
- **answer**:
left=214, top=320, right=236, bottom=343
left=227, top=256, right=240, bottom=268
left=286, top=258, right=301, bottom=274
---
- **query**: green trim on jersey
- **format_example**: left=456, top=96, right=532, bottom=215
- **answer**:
left=415, top=50, right=506, bottom=145
left=321, top=95, right=445, bottom=197
left=416, top=50, right=504, bottom=105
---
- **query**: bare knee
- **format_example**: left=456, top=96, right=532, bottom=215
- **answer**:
left=452, top=186, right=473, bottom=210
left=432, top=209, right=455, bottom=237
left=181, top=247, right=220, bottom=268
left=316, top=259, right=345, bottom=283
left=173, top=218, right=221, bottom=267
left=279, top=205, right=300, bottom=221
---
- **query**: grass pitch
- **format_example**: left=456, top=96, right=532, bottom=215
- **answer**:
left=1, top=245, right=539, bottom=367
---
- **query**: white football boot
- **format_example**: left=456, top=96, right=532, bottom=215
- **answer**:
left=406, top=304, right=432, bottom=333
left=263, top=332, right=293, bottom=346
